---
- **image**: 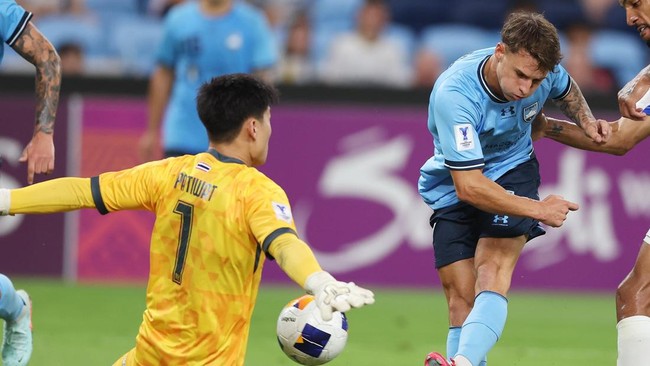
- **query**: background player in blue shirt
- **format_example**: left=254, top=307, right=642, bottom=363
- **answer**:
left=138, top=0, right=278, bottom=160
left=0, top=0, right=61, bottom=365
left=420, top=11, right=610, bottom=366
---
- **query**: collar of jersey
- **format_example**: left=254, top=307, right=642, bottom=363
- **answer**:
left=208, top=149, right=245, bottom=165
left=478, top=55, right=508, bottom=104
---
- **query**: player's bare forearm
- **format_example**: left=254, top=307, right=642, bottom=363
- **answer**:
left=147, top=66, right=174, bottom=132
left=541, top=116, right=650, bottom=155
left=553, top=78, right=595, bottom=128
left=11, top=23, right=61, bottom=135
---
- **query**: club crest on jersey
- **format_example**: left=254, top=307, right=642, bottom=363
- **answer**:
left=454, top=124, right=475, bottom=151
left=272, top=202, right=293, bottom=223
left=195, top=162, right=211, bottom=172
left=523, top=102, right=539, bottom=123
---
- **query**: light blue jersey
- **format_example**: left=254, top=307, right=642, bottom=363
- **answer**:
left=418, top=47, right=571, bottom=210
left=0, top=0, right=31, bottom=64
left=157, top=2, right=278, bottom=154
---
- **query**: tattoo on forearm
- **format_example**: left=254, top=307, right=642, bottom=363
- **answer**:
left=11, top=23, right=61, bottom=135
left=555, top=79, right=594, bottom=127
left=546, top=123, right=564, bottom=138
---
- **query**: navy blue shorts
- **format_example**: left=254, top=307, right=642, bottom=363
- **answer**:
left=430, top=156, right=546, bottom=269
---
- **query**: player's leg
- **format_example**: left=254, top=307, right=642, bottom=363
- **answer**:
left=451, top=156, right=544, bottom=366
left=452, top=236, right=526, bottom=366
left=616, top=230, right=650, bottom=366
left=425, top=204, right=482, bottom=366
left=112, top=348, right=136, bottom=366
left=0, top=274, right=32, bottom=366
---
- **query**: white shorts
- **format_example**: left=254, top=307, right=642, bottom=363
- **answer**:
left=644, top=228, right=650, bottom=244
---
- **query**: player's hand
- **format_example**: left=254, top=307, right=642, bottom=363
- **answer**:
left=539, top=194, right=579, bottom=228
left=305, top=271, right=375, bottom=321
left=618, top=78, right=650, bottom=121
left=581, top=118, right=611, bottom=143
left=19, top=131, right=54, bottom=184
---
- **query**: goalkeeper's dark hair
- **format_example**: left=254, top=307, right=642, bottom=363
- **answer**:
left=501, top=11, right=562, bottom=73
left=196, top=73, right=279, bottom=143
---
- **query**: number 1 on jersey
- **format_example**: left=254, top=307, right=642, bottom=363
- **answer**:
left=173, top=201, right=194, bottom=284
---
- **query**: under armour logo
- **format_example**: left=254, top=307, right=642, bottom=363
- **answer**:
left=500, top=106, right=516, bottom=117
left=493, top=215, right=509, bottom=225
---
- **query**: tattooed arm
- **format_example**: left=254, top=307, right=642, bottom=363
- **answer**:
left=551, top=77, right=611, bottom=143
left=533, top=112, right=650, bottom=156
left=10, top=22, right=61, bottom=184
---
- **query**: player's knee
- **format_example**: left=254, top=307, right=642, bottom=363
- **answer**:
left=475, top=262, right=513, bottom=290
left=447, top=295, right=473, bottom=324
left=617, top=270, right=650, bottom=318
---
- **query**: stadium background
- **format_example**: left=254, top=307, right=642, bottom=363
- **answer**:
left=0, top=0, right=648, bottom=364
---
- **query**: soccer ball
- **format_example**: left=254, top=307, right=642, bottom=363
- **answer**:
left=276, top=295, right=348, bottom=365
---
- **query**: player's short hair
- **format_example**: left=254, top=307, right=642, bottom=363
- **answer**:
left=500, top=11, right=562, bottom=73
left=196, top=73, right=279, bottom=143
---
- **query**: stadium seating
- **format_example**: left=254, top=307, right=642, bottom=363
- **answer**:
left=107, top=16, right=163, bottom=76
left=419, top=24, right=499, bottom=69
left=33, top=15, right=105, bottom=56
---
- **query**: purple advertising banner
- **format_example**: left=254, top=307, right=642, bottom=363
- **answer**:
left=0, top=96, right=68, bottom=276
left=77, top=97, right=648, bottom=291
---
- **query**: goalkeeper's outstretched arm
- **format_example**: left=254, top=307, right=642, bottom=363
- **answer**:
left=0, top=177, right=94, bottom=215
left=270, top=233, right=375, bottom=320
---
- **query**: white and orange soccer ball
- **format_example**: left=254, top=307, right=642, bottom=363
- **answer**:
left=276, top=295, right=349, bottom=365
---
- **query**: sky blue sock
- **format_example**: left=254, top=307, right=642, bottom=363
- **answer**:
left=455, top=291, right=508, bottom=366
left=0, top=274, right=24, bottom=321
left=449, top=324, right=488, bottom=365
left=447, top=326, right=461, bottom=357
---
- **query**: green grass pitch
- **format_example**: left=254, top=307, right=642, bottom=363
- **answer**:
left=2, top=278, right=616, bottom=365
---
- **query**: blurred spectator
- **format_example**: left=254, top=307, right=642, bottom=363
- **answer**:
left=58, top=42, right=85, bottom=76
left=17, top=0, right=87, bottom=19
left=139, top=0, right=278, bottom=161
left=411, top=49, right=443, bottom=89
left=562, top=22, right=615, bottom=92
left=319, top=0, right=412, bottom=88
left=579, top=0, right=618, bottom=26
left=275, top=11, right=315, bottom=85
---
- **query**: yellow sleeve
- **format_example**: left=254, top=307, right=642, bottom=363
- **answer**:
left=269, top=233, right=323, bottom=288
left=10, top=177, right=95, bottom=214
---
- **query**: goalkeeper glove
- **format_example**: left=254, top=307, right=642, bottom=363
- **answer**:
left=304, top=271, right=375, bottom=321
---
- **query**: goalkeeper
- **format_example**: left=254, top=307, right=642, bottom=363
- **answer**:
left=0, top=73, right=374, bottom=366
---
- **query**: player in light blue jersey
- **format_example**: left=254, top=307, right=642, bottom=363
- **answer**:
left=139, top=0, right=278, bottom=160
left=0, top=0, right=61, bottom=365
left=420, top=11, right=611, bottom=366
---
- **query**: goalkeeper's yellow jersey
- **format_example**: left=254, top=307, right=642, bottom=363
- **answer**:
left=92, top=149, right=298, bottom=365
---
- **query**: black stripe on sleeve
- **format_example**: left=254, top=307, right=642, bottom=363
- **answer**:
left=253, top=246, right=262, bottom=273
left=7, top=12, right=32, bottom=46
left=444, top=158, right=485, bottom=171
left=90, top=176, right=109, bottom=215
left=553, top=78, right=572, bottom=101
left=262, top=227, right=298, bottom=260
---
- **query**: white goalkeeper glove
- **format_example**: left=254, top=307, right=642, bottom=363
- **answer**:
left=0, top=189, right=10, bottom=216
left=304, top=271, right=375, bottom=321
